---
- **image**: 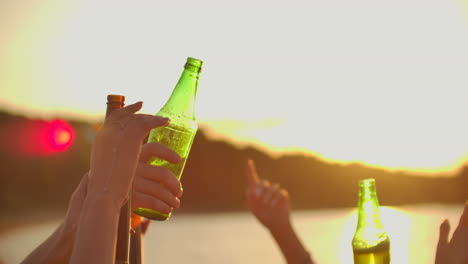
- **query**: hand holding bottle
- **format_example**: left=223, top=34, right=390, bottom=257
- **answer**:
left=87, top=101, right=170, bottom=206
left=132, top=142, right=183, bottom=218
left=21, top=115, right=183, bottom=264
left=435, top=201, right=468, bottom=264
left=70, top=101, right=175, bottom=264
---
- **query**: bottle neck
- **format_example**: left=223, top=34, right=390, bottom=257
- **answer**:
left=356, top=183, right=385, bottom=230
left=159, top=68, right=199, bottom=120
left=105, top=95, right=125, bottom=119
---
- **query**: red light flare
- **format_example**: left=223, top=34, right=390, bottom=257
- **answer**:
left=49, top=120, right=74, bottom=152
left=2, top=119, right=75, bottom=157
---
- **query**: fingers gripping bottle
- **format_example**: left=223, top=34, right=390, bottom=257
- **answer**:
left=352, top=179, right=391, bottom=264
left=134, top=57, right=203, bottom=221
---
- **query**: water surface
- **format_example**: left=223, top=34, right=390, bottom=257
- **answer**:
left=0, top=204, right=463, bottom=264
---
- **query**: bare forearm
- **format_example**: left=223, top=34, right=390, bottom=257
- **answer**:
left=70, top=194, right=120, bottom=264
left=269, top=223, right=313, bottom=264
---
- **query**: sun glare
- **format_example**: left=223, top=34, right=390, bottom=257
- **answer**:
left=338, top=206, right=413, bottom=264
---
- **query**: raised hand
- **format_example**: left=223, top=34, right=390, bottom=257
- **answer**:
left=245, top=159, right=314, bottom=264
left=435, top=201, right=468, bottom=264
left=88, top=101, right=170, bottom=207
left=246, top=159, right=291, bottom=231
left=71, top=101, right=172, bottom=264
left=22, top=101, right=180, bottom=264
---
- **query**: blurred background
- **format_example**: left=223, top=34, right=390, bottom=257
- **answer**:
left=1, top=0, right=467, bottom=263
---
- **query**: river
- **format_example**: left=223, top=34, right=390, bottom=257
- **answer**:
left=0, top=204, right=463, bottom=264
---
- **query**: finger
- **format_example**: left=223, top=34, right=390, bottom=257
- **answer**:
left=435, top=219, right=451, bottom=264
left=133, top=176, right=181, bottom=208
left=246, top=159, right=260, bottom=187
left=130, top=115, right=170, bottom=139
left=140, top=142, right=182, bottom=164
left=437, top=219, right=450, bottom=247
left=248, top=180, right=267, bottom=204
left=136, top=163, right=183, bottom=197
left=263, top=183, right=280, bottom=205
left=270, top=188, right=288, bottom=207
left=117, top=115, right=169, bottom=146
left=134, top=114, right=170, bottom=129
left=255, top=179, right=270, bottom=198
left=108, top=101, right=143, bottom=121
left=122, top=101, right=143, bottom=114
left=132, top=192, right=174, bottom=215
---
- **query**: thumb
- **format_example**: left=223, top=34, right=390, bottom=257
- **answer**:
left=246, top=159, right=260, bottom=187
left=437, top=219, right=450, bottom=247
left=435, top=219, right=451, bottom=264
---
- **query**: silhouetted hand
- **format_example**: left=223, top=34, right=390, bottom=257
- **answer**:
left=435, top=201, right=468, bottom=264
left=246, top=159, right=291, bottom=232
left=245, top=159, right=314, bottom=264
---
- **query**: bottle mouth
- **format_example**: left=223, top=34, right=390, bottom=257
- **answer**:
left=107, top=94, right=125, bottom=104
left=359, top=178, right=375, bottom=188
left=185, top=57, right=203, bottom=73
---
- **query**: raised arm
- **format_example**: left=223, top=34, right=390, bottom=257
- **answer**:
left=246, top=159, right=315, bottom=264
left=21, top=127, right=183, bottom=264
left=69, top=101, right=171, bottom=264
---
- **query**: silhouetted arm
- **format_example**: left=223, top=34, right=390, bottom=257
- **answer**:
left=246, top=159, right=315, bottom=264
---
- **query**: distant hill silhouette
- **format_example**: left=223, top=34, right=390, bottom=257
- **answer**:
left=0, top=111, right=466, bottom=215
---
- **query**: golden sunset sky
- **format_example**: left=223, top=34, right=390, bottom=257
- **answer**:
left=2, top=0, right=468, bottom=175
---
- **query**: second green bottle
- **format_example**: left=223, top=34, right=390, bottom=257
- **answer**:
left=134, top=57, right=203, bottom=221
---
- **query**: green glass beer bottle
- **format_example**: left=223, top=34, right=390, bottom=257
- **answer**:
left=134, top=57, right=203, bottom=221
left=352, top=178, right=391, bottom=264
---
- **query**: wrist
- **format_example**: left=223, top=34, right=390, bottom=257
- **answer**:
left=268, top=221, right=312, bottom=264
left=86, top=170, right=129, bottom=208
left=82, top=191, right=122, bottom=216
left=267, top=219, right=293, bottom=235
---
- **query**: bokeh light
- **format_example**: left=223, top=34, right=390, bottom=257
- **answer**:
left=2, top=119, right=74, bottom=156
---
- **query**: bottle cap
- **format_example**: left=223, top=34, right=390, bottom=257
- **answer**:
left=107, top=94, right=125, bottom=104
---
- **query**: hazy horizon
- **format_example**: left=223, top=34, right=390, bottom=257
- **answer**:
left=0, top=106, right=464, bottom=178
